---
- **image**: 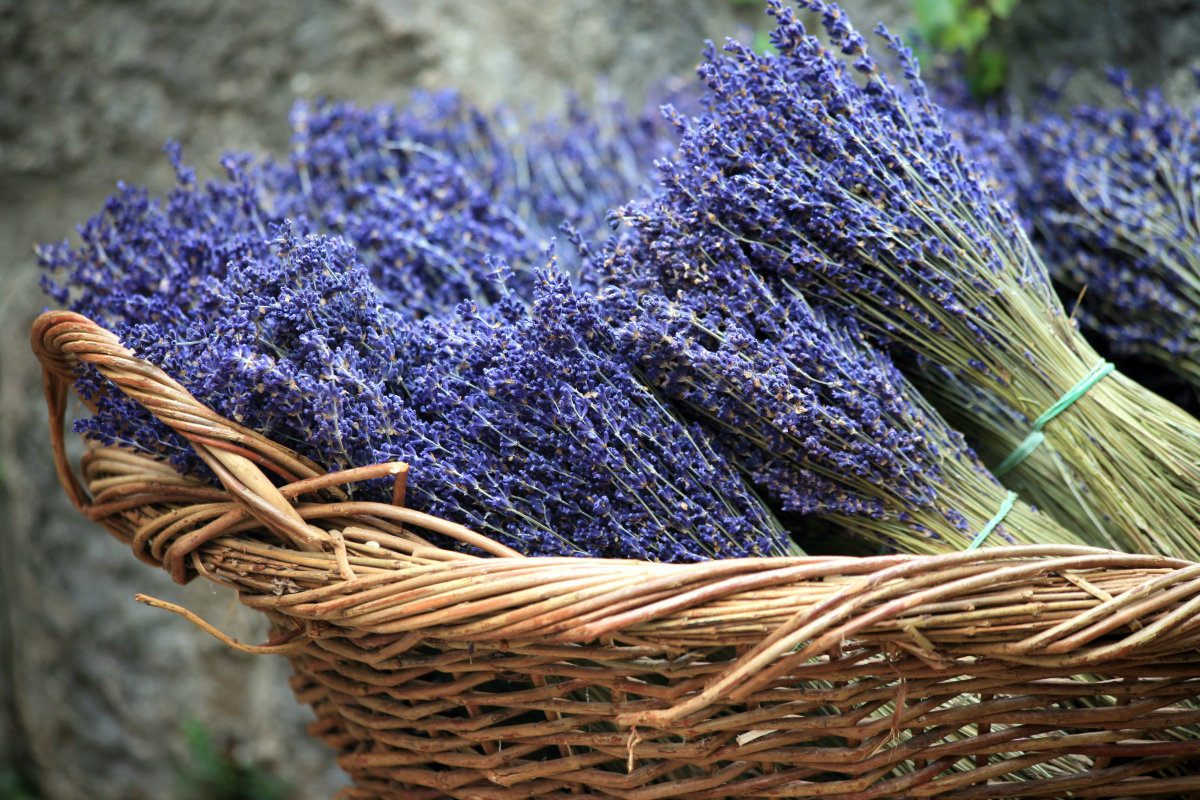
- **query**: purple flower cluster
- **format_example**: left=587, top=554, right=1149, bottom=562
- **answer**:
left=403, top=263, right=789, bottom=560
left=43, top=90, right=676, bottom=326
left=597, top=0, right=1061, bottom=391
left=39, top=123, right=788, bottom=561
left=594, top=192, right=1064, bottom=552
left=39, top=143, right=273, bottom=334
left=50, top=211, right=420, bottom=483
left=626, top=288, right=936, bottom=512
left=263, top=93, right=675, bottom=316
left=1013, top=73, right=1200, bottom=383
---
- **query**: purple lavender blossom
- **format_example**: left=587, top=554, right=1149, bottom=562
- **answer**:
left=1015, top=73, right=1200, bottom=387
left=402, top=260, right=790, bottom=559
left=594, top=192, right=1075, bottom=554
left=39, top=145, right=282, bottom=467
left=40, top=154, right=790, bottom=561
left=262, top=96, right=547, bottom=316
left=39, top=143, right=276, bottom=335
left=263, top=93, right=675, bottom=316
left=43, top=90, right=676, bottom=328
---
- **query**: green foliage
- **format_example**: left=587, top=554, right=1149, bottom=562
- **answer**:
left=752, top=29, right=777, bottom=55
left=729, top=0, right=777, bottom=54
left=176, top=718, right=293, bottom=800
left=0, top=771, right=40, bottom=800
left=914, top=0, right=1019, bottom=96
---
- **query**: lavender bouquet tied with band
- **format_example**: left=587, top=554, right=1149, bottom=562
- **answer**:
left=589, top=0, right=1200, bottom=560
left=595, top=201, right=1086, bottom=555
left=941, top=70, right=1200, bottom=415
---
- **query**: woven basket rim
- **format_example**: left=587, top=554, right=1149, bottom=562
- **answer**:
left=31, top=308, right=1200, bottom=668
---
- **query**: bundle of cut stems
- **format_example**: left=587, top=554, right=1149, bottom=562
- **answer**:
left=609, top=0, right=1200, bottom=559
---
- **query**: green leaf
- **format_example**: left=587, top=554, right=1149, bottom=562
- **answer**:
left=989, top=0, right=1020, bottom=19
left=176, top=717, right=293, bottom=800
left=970, top=47, right=1009, bottom=96
left=0, top=771, right=40, bottom=800
left=957, top=7, right=992, bottom=49
left=914, top=0, right=958, bottom=40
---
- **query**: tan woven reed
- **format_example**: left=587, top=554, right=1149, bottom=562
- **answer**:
left=32, top=309, right=1200, bottom=799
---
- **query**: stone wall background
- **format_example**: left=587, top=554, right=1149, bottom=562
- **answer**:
left=1, top=1, right=1196, bottom=798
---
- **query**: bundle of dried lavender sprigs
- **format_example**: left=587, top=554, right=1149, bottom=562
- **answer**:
left=594, top=197, right=1084, bottom=555
left=590, top=0, right=1200, bottom=560
left=40, top=99, right=793, bottom=562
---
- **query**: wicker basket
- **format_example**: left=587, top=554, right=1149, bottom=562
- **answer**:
left=32, top=309, right=1200, bottom=799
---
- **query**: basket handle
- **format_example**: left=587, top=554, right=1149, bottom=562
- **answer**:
left=31, top=310, right=332, bottom=553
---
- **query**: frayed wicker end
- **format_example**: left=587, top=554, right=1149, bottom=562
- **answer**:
left=32, top=310, right=1200, bottom=799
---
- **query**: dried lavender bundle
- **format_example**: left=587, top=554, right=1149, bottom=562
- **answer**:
left=870, top=93, right=1105, bottom=532
left=594, top=197, right=1084, bottom=555
left=1015, top=73, right=1200, bottom=390
left=263, top=93, right=675, bottom=316
left=39, top=150, right=791, bottom=561
left=263, top=96, right=546, bottom=317
left=403, top=262, right=792, bottom=560
left=42, top=92, right=673, bottom=325
left=601, top=0, right=1200, bottom=558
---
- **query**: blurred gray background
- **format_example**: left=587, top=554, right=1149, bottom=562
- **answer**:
left=2, top=1, right=1197, bottom=798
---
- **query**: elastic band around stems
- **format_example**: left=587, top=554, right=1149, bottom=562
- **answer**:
left=992, top=360, right=1115, bottom=477
left=966, top=490, right=1018, bottom=551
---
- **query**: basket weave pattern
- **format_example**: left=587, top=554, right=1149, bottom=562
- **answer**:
left=32, top=310, right=1200, bottom=799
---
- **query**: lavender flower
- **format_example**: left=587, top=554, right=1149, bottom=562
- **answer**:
left=57, top=218, right=413, bottom=480
left=402, top=260, right=791, bottom=560
left=595, top=196, right=1081, bottom=554
left=263, top=93, right=675, bottom=316
left=40, top=149, right=790, bottom=561
left=42, top=89, right=676, bottom=328
left=1016, top=73, right=1200, bottom=389
left=39, top=143, right=275, bottom=334
left=591, top=0, right=1200, bottom=559
left=262, top=96, right=547, bottom=316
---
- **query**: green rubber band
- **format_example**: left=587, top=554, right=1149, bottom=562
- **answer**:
left=966, top=490, right=1018, bottom=551
left=992, top=360, right=1115, bottom=477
